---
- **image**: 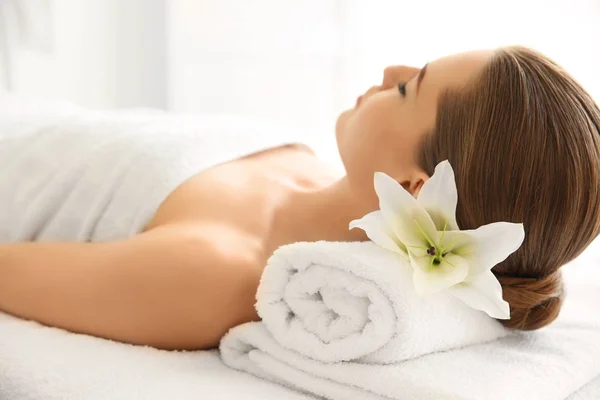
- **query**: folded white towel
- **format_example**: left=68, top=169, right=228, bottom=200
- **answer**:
left=220, top=241, right=600, bottom=400
left=226, top=240, right=508, bottom=365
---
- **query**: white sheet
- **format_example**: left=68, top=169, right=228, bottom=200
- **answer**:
left=0, top=312, right=316, bottom=400
left=1, top=239, right=599, bottom=400
left=567, top=375, right=600, bottom=400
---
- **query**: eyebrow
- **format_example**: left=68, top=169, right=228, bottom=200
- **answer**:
left=416, top=63, right=428, bottom=95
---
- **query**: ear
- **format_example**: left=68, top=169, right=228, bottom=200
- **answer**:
left=399, top=170, right=430, bottom=198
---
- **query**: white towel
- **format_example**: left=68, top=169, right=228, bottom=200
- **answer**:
left=226, top=240, right=508, bottom=364
left=220, top=240, right=600, bottom=400
left=0, top=94, right=314, bottom=242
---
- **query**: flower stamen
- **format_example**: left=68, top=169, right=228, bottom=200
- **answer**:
left=439, top=219, right=448, bottom=247
left=440, top=237, right=461, bottom=254
left=414, top=219, right=435, bottom=248
left=407, top=245, right=431, bottom=251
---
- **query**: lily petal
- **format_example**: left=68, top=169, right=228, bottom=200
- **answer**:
left=416, top=160, right=459, bottom=231
left=349, top=210, right=408, bottom=257
left=374, top=172, right=438, bottom=249
left=457, top=222, right=525, bottom=278
left=449, top=269, right=511, bottom=319
left=410, top=252, right=469, bottom=296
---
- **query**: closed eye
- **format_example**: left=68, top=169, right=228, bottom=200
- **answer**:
left=398, top=82, right=407, bottom=97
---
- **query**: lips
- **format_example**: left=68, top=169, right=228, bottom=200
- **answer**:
left=355, top=95, right=363, bottom=108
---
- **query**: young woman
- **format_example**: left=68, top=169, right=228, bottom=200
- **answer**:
left=1, top=46, right=599, bottom=351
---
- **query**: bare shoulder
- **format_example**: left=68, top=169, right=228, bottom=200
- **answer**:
left=140, top=143, right=338, bottom=266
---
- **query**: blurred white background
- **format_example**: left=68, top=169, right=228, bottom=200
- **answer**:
left=1, top=0, right=599, bottom=155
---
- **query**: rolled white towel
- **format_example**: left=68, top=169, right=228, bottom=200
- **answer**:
left=220, top=241, right=600, bottom=400
left=249, top=240, right=508, bottom=364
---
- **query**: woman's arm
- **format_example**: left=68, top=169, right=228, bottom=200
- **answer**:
left=0, top=224, right=262, bottom=350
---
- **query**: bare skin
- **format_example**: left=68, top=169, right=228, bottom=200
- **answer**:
left=0, top=50, right=493, bottom=350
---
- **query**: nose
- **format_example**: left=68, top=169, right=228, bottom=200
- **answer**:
left=381, top=65, right=420, bottom=89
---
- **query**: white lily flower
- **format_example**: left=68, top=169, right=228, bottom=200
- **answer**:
left=349, top=160, right=525, bottom=320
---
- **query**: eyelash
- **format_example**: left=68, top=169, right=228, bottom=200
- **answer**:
left=398, top=82, right=407, bottom=97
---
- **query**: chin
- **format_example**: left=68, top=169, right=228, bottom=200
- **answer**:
left=334, top=110, right=353, bottom=172
left=335, top=109, right=352, bottom=142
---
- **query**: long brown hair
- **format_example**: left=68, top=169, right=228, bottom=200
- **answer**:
left=418, top=46, right=600, bottom=330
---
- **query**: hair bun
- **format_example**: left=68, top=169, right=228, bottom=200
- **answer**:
left=496, top=270, right=564, bottom=330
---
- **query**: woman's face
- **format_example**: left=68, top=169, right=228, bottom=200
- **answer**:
left=336, top=49, right=494, bottom=200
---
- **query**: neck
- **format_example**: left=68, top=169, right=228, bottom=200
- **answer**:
left=270, top=176, right=373, bottom=248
